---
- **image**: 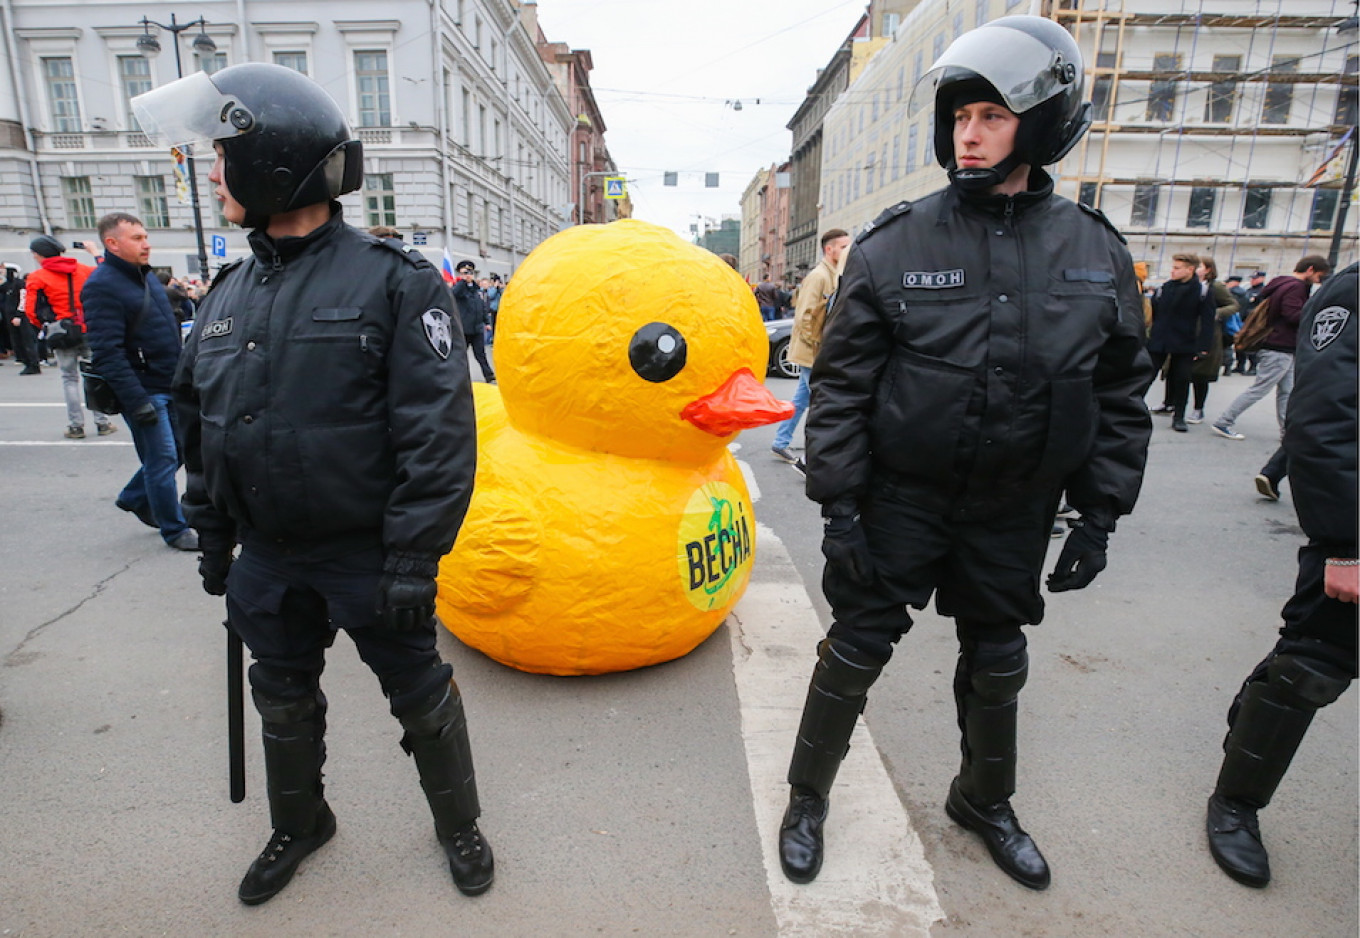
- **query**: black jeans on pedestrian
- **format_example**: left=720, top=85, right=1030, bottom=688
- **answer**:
left=1150, top=351, right=1195, bottom=420
left=464, top=330, right=495, bottom=382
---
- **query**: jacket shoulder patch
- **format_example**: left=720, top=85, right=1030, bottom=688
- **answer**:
left=856, top=201, right=912, bottom=244
left=375, top=237, right=433, bottom=270
left=1311, top=306, right=1351, bottom=351
left=1076, top=202, right=1127, bottom=244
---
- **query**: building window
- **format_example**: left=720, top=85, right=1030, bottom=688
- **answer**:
left=43, top=57, right=81, bottom=132
left=897, top=67, right=904, bottom=103
left=975, top=0, right=989, bottom=27
left=953, top=12, right=964, bottom=40
left=355, top=51, right=391, bottom=127
left=62, top=176, right=96, bottom=228
left=865, top=153, right=875, bottom=194
left=1262, top=55, right=1298, bottom=124
left=1242, top=187, right=1271, bottom=229
left=1130, top=184, right=1159, bottom=227
left=891, top=135, right=900, bottom=181
left=871, top=92, right=879, bottom=123
left=906, top=124, right=918, bottom=172
left=1146, top=53, right=1181, bottom=121
left=1204, top=54, right=1240, bottom=123
left=913, top=50, right=924, bottom=87
left=1079, top=182, right=1098, bottom=207
left=933, top=33, right=945, bottom=62
left=1090, top=52, right=1117, bottom=122
left=1336, top=55, right=1358, bottom=126
left=273, top=51, right=308, bottom=75
left=461, top=89, right=472, bottom=146
left=883, top=12, right=900, bottom=36
left=196, top=51, right=227, bottom=74
left=1309, top=188, right=1340, bottom=231
left=117, top=55, right=153, bottom=130
left=1187, top=186, right=1215, bottom=228
left=136, top=176, right=170, bottom=228
left=365, top=173, right=396, bottom=227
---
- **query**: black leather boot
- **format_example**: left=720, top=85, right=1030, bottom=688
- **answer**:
left=400, top=681, right=494, bottom=896
left=239, top=689, right=334, bottom=905
left=949, top=641, right=1050, bottom=889
left=780, top=639, right=883, bottom=884
left=1208, top=651, right=1350, bottom=888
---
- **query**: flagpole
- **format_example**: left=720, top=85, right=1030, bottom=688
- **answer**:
left=1328, top=128, right=1359, bottom=269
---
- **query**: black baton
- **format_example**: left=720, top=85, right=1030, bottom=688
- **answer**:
left=227, top=623, right=245, bottom=803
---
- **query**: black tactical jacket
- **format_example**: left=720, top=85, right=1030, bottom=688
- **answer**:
left=173, top=206, right=476, bottom=566
left=806, top=171, right=1154, bottom=528
left=1284, top=262, right=1357, bottom=556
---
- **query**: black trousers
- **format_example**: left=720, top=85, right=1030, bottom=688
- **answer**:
left=464, top=330, right=495, bottom=381
left=823, top=480, right=1057, bottom=664
left=225, top=542, right=452, bottom=717
left=1150, top=351, right=1195, bottom=419
left=7, top=317, right=39, bottom=366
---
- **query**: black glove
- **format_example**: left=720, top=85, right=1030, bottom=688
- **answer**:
left=199, top=551, right=233, bottom=596
left=377, top=552, right=440, bottom=630
left=1047, top=517, right=1111, bottom=592
left=822, top=513, right=876, bottom=586
left=130, top=401, right=159, bottom=426
left=197, top=532, right=236, bottom=596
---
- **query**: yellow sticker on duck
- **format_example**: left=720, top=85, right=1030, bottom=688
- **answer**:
left=678, top=481, right=754, bottom=611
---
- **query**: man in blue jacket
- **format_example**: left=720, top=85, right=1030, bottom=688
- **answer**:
left=81, top=212, right=196, bottom=550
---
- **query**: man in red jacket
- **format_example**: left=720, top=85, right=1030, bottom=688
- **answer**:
left=1211, top=255, right=1330, bottom=441
left=24, top=235, right=115, bottom=439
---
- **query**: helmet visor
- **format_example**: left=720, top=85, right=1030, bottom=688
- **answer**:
left=909, top=25, right=1072, bottom=117
left=132, top=70, right=255, bottom=151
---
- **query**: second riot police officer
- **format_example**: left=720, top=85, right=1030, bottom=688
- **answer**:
left=777, top=17, right=1155, bottom=890
left=133, top=64, right=492, bottom=905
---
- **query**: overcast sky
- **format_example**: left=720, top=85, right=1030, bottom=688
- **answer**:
left=533, top=0, right=869, bottom=240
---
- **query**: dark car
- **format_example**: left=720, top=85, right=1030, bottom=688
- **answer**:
left=765, top=316, right=800, bottom=379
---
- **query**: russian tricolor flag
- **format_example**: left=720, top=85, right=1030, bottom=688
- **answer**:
left=441, top=247, right=456, bottom=284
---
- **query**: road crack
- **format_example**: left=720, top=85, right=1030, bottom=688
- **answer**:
left=4, top=558, right=140, bottom=667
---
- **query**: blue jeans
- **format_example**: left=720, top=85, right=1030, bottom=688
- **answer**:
left=772, top=371, right=811, bottom=449
left=119, top=392, right=189, bottom=543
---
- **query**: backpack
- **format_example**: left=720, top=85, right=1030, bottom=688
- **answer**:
left=1233, top=296, right=1273, bottom=352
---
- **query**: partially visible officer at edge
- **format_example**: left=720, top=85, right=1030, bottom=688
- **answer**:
left=132, top=63, right=493, bottom=905
left=1204, top=261, right=1357, bottom=889
left=778, top=16, right=1154, bottom=891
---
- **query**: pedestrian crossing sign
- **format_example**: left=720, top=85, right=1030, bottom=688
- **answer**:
left=604, top=176, right=626, bottom=199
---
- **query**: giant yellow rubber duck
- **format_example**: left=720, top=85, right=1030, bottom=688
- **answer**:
left=435, top=219, right=793, bottom=675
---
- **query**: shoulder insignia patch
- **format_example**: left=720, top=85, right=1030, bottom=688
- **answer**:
left=1076, top=202, right=1127, bottom=244
left=375, top=237, right=433, bottom=270
left=856, top=201, right=913, bottom=244
left=422, top=308, right=454, bottom=359
left=1311, top=305, right=1350, bottom=351
left=202, top=317, right=232, bottom=340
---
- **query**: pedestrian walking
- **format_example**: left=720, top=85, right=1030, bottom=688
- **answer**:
left=81, top=214, right=195, bottom=549
left=452, top=260, right=496, bottom=382
left=23, top=235, right=115, bottom=439
left=1187, top=256, right=1238, bottom=424
left=1147, top=253, right=1214, bottom=432
left=770, top=227, right=850, bottom=473
left=2, top=263, right=41, bottom=375
left=777, top=16, right=1153, bottom=892
left=1212, top=256, right=1330, bottom=441
left=135, top=61, right=493, bottom=905
left=1204, top=262, right=1357, bottom=889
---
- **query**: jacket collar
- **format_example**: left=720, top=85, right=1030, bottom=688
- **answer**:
left=39, top=255, right=80, bottom=275
left=100, top=249, right=150, bottom=284
left=949, top=167, right=1055, bottom=219
left=247, top=202, right=345, bottom=268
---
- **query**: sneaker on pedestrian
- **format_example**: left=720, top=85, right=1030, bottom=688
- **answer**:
left=1050, top=522, right=1066, bottom=538
left=116, top=498, right=158, bottom=529
left=1254, top=474, right=1280, bottom=501
left=772, top=445, right=799, bottom=464
left=791, top=457, right=806, bottom=477
left=167, top=529, right=200, bottom=551
left=1212, top=422, right=1245, bottom=441
left=1055, top=502, right=1076, bottom=517
left=96, top=423, right=118, bottom=436
left=1186, top=409, right=1204, bottom=424
left=19, top=364, right=40, bottom=375
left=1151, top=404, right=1174, bottom=415
left=1172, top=419, right=1188, bottom=432
left=64, top=425, right=85, bottom=439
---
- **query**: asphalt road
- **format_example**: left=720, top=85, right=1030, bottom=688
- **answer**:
left=0, top=358, right=1355, bottom=937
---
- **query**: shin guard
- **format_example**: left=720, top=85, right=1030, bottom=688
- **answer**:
left=253, top=688, right=328, bottom=836
left=955, top=647, right=1028, bottom=805
left=787, top=639, right=884, bottom=799
left=400, top=680, right=481, bottom=839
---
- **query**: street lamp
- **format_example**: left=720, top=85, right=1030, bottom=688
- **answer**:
left=135, top=13, right=216, bottom=283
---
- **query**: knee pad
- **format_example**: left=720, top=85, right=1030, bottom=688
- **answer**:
left=813, top=638, right=885, bottom=698
left=399, top=680, right=463, bottom=740
left=970, top=648, right=1029, bottom=705
left=1267, top=653, right=1352, bottom=709
left=248, top=664, right=322, bottom=722
left=252, top=688, right=320, bottom=724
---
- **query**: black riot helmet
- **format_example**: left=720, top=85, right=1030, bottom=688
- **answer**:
left=909, top=16, right=1091, bottom=191
left=132, top=63, right=362, bottom=226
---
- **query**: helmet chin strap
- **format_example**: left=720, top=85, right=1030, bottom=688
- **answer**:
left=948, top=151, right=1025, bottom=192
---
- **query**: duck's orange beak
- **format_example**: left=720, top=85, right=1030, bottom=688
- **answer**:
left=681, top=367, right=795, bottom=437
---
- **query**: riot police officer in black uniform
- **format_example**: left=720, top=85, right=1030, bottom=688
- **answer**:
left=133, top=64, right=492, bottom=905
left=777, top=17, right=1154, bottom=890
left=1205, top=262, right=1357, bottom=888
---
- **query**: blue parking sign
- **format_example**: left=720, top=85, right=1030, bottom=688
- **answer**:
left=211, top=235, right=227, bottom=258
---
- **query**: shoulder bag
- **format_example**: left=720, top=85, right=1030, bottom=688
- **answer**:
left=1233, top=296, right=1273, bottom=353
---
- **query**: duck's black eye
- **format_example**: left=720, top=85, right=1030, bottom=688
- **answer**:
left=629, top=322, right=687, bottom=383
